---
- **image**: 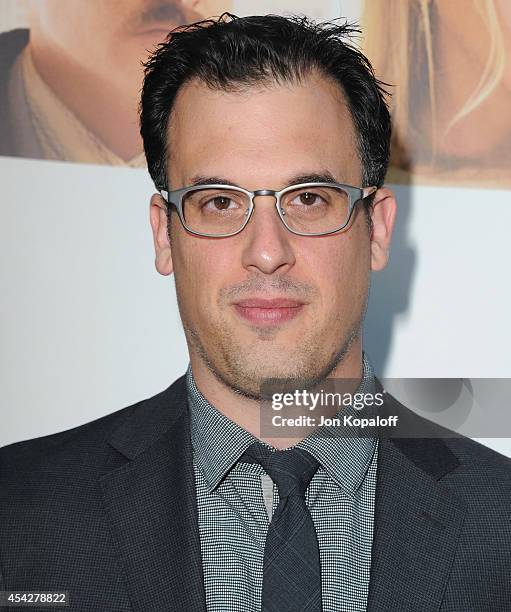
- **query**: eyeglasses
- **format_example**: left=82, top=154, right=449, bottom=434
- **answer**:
left=159, top=182, right=377, bottom=237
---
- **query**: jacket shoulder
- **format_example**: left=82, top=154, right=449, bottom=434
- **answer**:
left=382, top=388, right=511, bottom=493
left=444, top=435, right=511, bottom=481
left=0, top=375, right=187, bottom=478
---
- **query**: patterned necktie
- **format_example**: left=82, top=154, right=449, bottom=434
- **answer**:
left=239, top=441, right=323, bottom=612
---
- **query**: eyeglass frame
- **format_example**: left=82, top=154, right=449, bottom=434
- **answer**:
left=159, top=182, right=377, bottom=238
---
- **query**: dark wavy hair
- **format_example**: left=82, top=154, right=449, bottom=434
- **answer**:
left=140, top=12, right=391, bottom=195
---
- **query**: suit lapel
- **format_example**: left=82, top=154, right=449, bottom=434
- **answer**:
left=99, top=376, right=207, bottom=612
left=366, top=390, right=467, bottom=612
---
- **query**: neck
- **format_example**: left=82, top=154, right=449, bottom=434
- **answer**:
left=27, top=36, right=142, bottom=161
left=190, top=340, right=364, bottom=450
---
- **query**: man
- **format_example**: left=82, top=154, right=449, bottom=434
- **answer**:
left=0, top=0, right=229, bottom=165
left=1, top=13, right=510, bottom=612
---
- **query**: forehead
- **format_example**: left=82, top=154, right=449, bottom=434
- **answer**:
left=167, top=72, right=361, bottom=187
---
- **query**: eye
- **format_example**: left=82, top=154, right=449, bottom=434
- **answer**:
left=289, top=191, right=326, bottom=207
left=202, top=195, right=239, bottom=211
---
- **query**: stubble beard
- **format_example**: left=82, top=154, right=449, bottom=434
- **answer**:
left=182, top=303, right=367, bottom=401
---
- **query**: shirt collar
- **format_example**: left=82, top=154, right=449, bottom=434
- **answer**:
left=297, top=354, right=378, bottom=494
left=186, top=367, right=259, bottom=491
left=187, top=352, right=377, bottom=494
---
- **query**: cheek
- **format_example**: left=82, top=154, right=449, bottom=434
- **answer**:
left=172, top=238, right=228, bottom=320
left=306, top=232, right=370, bottom=315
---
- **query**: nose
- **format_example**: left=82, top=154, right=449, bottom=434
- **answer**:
left=241, top=194, right=296, bottom=275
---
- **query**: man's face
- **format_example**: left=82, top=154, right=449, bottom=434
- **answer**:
left=30, top=1, right=230, bottom=97
left=158, top=73, right=379, bottom=397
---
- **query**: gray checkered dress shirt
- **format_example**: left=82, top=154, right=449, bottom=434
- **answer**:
left=186, top=353, right=379, bottom=612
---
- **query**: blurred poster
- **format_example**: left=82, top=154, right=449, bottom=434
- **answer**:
left=0, top=0, right=232, bottom=166
left=362, top=0, right=511, bottom=188
left=0, top=0, right=510, bottom=185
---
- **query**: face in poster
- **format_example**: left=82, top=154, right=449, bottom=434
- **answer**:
left=0, top=0, right=232, bottom=166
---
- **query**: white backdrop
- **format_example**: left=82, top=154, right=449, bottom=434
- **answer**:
left=1, top=156, right=510, bottom=455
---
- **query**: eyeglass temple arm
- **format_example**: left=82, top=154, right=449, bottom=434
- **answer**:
left=361, top=186, right=377, bottom=199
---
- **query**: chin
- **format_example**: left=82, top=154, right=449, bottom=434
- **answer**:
left=217, top=351, right=336, bottom=400
left=189, top=315, right=357, bottom=396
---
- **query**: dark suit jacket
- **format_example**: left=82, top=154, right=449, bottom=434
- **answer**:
left=1, top=375, right=510, bottom=611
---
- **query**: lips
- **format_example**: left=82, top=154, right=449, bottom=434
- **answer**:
left=235, top=298, right=304, bottom=308
left=233, top=297, right=305, bottom=326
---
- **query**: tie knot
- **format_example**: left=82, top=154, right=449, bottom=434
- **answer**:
left=240, top=442, right=320, bottom=498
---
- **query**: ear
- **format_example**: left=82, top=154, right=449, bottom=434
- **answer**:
left=369, top=186, right=397, bottom=272
left=149, top=193, right=174, bottom=276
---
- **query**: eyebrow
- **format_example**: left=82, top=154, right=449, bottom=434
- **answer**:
left=186, top=171, right=344, bottom=189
